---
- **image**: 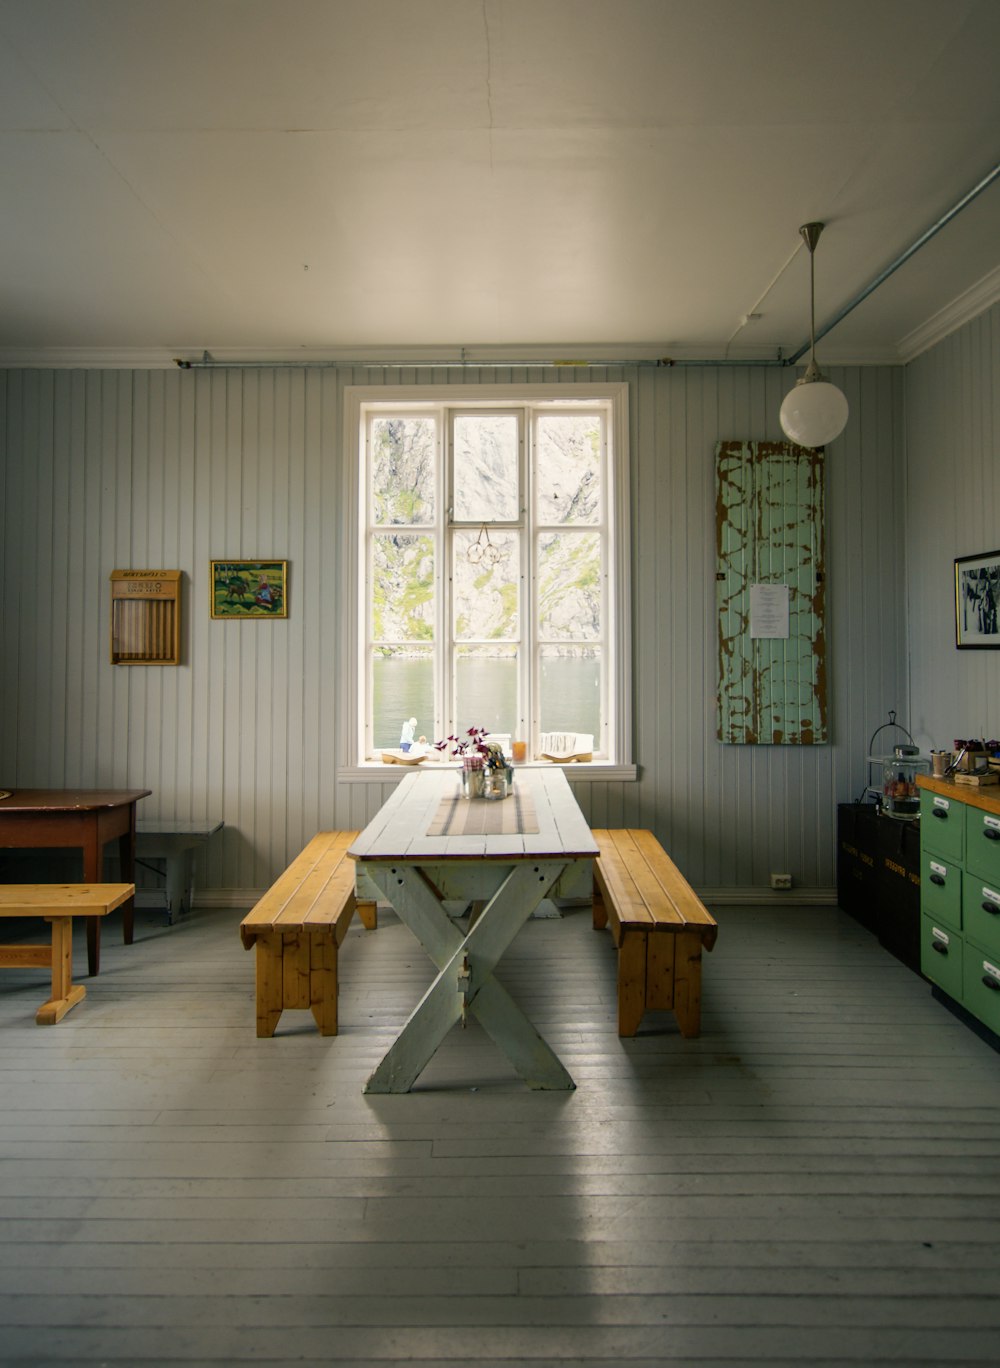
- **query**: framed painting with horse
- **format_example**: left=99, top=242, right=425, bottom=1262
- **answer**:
left=211, top=560, right=288, bottom=619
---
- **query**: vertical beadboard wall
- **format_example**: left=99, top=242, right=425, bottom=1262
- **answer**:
left=0, top=361, right=905, bottom=902
left=905, top=302, right=1000, bottom=749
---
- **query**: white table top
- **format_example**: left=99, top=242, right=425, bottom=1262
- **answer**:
left=348, top=766, right=597, bottom=863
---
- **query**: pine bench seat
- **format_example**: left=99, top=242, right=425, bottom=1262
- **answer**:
left=0, top=883, right=135, bottom=1024
left=592, top=828, right=718, bottom=1037
left=239, top=831, right=377, bottom=1038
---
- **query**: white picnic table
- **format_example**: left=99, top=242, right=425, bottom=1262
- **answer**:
left=348, top=766, right=597, bottom=1093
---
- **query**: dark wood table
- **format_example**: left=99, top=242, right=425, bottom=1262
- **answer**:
left=0, top=789, right=151, bottom=975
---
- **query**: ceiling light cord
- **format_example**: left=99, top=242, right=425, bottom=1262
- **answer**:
left=778, top=221, right=850, bottom=446
left=801, top=221, right=824, bottom=382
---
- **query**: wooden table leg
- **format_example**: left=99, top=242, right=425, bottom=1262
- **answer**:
left=364, top=860, right=574, bottom=1093
left=462, top=863, right=575, bottom=1090
left=83, top=829, right=102, bottom=977
left=117, top=830, right=136, bottom=944
left=470, top=975, right=575, bottom=1090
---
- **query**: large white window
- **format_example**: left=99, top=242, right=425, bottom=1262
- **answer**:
left=344, top=384, right=632, bottom=774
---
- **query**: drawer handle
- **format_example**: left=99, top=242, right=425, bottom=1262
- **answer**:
left=931, top=941, right=949, bottom=956
left=982, top=976, right=1000, bottom=993
left=984, top=829, right=1000, bottom=842
left=931, top=808, right=948, bottom=819
left=929, top=873, right=946, bottom=886
left=982, top=901, right=1000, bottom=916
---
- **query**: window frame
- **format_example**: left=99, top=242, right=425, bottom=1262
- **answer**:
left=339, top=382, right=634, bottom=782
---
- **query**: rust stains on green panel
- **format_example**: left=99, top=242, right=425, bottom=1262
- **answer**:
left=716, top=440, right=827, bottom=745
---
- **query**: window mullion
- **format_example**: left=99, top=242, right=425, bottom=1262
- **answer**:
left=524, top=410, right=536, bottom=757
left=444, top=410, right=459, bottom=743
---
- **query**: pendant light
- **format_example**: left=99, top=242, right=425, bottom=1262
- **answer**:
left=779, top=222, right=849, bottom=447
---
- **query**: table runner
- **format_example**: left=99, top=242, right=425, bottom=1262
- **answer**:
left=426, top=786, right=539, bottom=836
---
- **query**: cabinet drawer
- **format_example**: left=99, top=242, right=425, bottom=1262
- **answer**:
left=921, top=916, right=963, bottom=998
left=965, top=806, right=1000, bottom=885
left=920, top=789, right=964, bottom=861
left=920, top=853, right=962, bottom=930
left=962, top=943, right=1000, bottom=1035
left=962, top=880, right=1000, bottom=959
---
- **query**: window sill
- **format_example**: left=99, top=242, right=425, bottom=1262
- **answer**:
left=338, top=761, right=638, bottom=784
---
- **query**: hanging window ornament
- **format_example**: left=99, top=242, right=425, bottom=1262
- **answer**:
left=467, top=523, right=501, bottom=566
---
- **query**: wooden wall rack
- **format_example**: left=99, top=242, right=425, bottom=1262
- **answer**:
left=110, top=570, right=182, bottom=665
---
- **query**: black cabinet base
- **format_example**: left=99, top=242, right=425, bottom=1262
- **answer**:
left=931, top=986, right=1000, bottom=1054
left=837, top=803, right=920, bottom=972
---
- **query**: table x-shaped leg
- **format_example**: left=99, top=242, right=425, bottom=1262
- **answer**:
left=363, top=860, right=575, bottom=1093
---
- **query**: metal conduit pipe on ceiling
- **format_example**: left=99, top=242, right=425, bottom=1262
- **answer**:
left=174, top=354, right=783, bottom=370
left=785, top=158, right=1000, bottom=365
left=176, top=161, right=1000, bottom=373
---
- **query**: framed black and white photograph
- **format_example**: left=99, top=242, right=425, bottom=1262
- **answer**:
left=955, top=549, right=1000, bottom=648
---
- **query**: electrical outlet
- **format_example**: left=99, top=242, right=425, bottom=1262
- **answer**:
left=770, top=873, right=792, bottom=890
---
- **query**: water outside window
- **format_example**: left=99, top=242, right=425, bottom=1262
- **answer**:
left=373, top=651, right=600, bottom=753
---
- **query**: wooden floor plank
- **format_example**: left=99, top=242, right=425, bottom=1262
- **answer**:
left=1, top=899, right=999, bottom=1364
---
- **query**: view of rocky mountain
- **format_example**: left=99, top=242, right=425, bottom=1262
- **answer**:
left=371, top=412, right=603, bottom=651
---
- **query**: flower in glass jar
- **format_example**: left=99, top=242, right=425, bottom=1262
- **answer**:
left=433, top=727, right=501, bottom=764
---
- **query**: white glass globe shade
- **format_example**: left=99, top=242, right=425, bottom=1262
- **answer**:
left=779, top=378, right=849, bottom=447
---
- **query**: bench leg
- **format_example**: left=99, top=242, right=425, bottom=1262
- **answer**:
left=592, top=882, right=608, bottom=931
left=646, top=931, right=676, bottom=1012
left=617, top=929, right=704, bottom=1038
left=672, top=931, right=704, bottom=1038
left=310, top=933, right=339, bottom=1036
left=356, top=899, right=378, bottom=931
left=617, top=930, right=648, bottom=1036
left=253, top=930, right=344, bottom=1038
left=254, top=934, right=284, bottom=1037
left=614, top=928, right=706, bottom=1038
left=37, top=918, right=87, bottom=1025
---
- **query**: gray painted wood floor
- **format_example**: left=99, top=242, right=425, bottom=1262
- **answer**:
left=1, top=898, right=999, bottom=1366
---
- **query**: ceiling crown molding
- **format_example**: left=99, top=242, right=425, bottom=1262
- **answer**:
left=896, top=264, right=1000, bottom=363
left=1, top=291, right=995, bottom=374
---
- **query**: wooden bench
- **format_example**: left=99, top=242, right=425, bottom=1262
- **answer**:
left=239, top=831, right=377, bottom=1038
left=592, top=829, right=718, bottom=1037
left=0, top=884, right=135, bottom=1023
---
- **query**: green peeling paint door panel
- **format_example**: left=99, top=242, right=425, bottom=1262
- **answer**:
left=716, top=440, right=827, bottom=745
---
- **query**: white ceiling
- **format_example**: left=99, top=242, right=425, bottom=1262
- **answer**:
left=1, top=0, right=999, bottom=366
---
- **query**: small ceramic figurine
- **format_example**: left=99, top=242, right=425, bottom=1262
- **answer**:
left=399, top=717, right=417, bottom=752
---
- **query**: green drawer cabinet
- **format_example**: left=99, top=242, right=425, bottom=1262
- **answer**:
left=962, top=944, right=1000, bottom=1035
left=962, top=879, right=1000, bottom=958
left=920, top=788, right=965, bottom=861
left=920, top=915, right=964, bottom=998
left=920, top=852, right=962, bottom=930
left=917, top=776, right=1000, bottom=1042
left=965, top=806, right=1000, bottom=885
